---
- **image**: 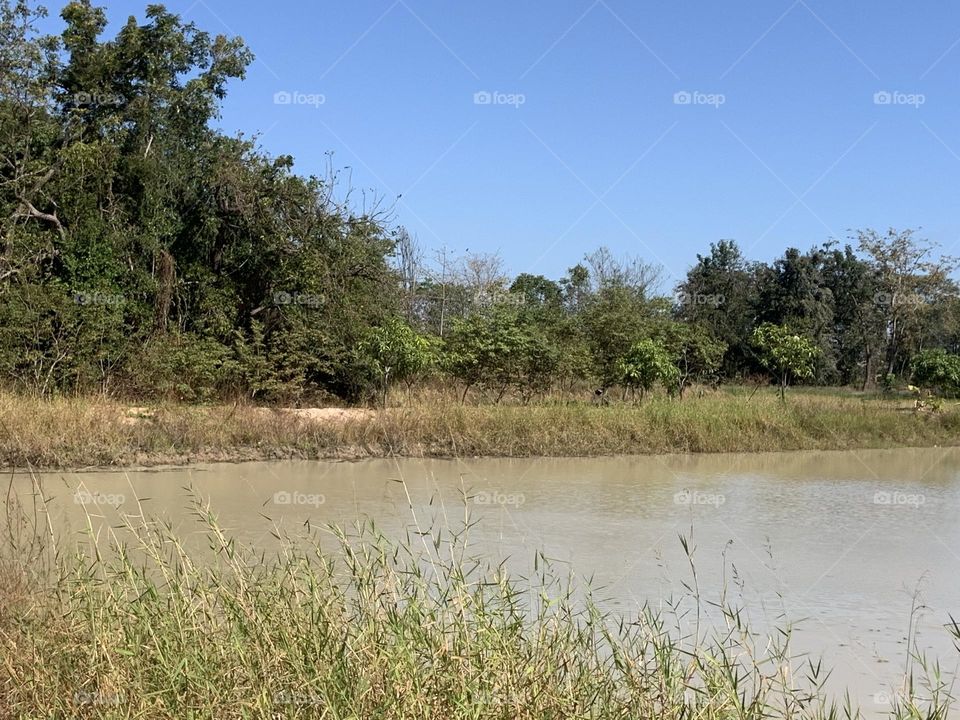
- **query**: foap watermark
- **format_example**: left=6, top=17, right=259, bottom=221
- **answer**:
left=674, top=489, right=726, bottom=508
left=873, top=291, right=929, bottom=307
left=74, top=291, right=125, bottom=306
left=874, top=90, right=925, bottom=108
left=272, top=689, right=323, bottom=707
left=473, top=90, right=526, bottom=108
left=70, top=91, right=124, bottom=107
left=74, top=489, right=125, bottom=507
left=273, top=90, right=326, bottom=108
left=74, top=690, right=123, bottom=707
left=872, top=690, right=907, bottom=707
left=676, top=291, right=725, bottom=308
left=474, top=288, right=525, bottom=308
left=273, top=291, right=324, bottom=307
left=473, top=490, right=525, bottom=507
left=674, top=90, right=725, bottom=108
left=873, top=490, right=925, bottom=508
left=273, top=490, right=325, bottom=507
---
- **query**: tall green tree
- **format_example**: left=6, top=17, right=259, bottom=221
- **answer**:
left=653, top=322, right=726, bottom=397
left=360, top=317, right=435, bottom=407
left=676, top=240, right=758, bottom=377
left=819, top=243, right=884, bottom=388
left=616, top=339, right=679, bottom=402
left=751, top=323, right=821, bottom=400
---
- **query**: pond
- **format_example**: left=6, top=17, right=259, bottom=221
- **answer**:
left=14, top=446, right=960, bottom=712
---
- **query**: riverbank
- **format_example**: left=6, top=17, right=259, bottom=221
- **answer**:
left=3, top=389, right=959, bottom=469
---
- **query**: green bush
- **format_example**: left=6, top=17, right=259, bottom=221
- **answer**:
left=131, top=333, right=239, bottom=402
left=910, top=349, right=960, bottom=397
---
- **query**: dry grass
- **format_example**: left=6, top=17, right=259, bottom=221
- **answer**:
left=1, top=389, right=958, bottom=469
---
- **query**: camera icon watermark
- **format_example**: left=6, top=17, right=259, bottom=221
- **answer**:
left=273, top=90, right=326, bottom=108
left=873, top=291, right=928, bottom=307
left=473, top=90, right=526, bottom=108
left=872, top=690, right=906, bottom=707
left=873, top=490, right=925, bottom=508
left=272, top=490, right=325, bottom=507
left=74, top=489, right=125, bottom=507
left=873, top=90, right=925, bottom=108
left=674, top=489, right=726, bottom=507
left=474, top=288, right=525, bottom=308
left=71, top=91, right=124, bottom=107
left=673, top=90, right=725, bottom=108
left=675, top=291, right=725, bottom=308
left=273, top=291, right=324, bottom=307
left=473, top=490, right=525, bottom=507
left=273, top=689, right=323, bottom=707
left=74, top=291, right=125, bottom=306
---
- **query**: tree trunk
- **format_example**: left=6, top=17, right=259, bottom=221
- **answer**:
left=861, top=347, right=875, bottom=391
left=153, top=249, right=175, bottom=334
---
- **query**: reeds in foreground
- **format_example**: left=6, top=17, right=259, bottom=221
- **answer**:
left=0, top=481, right=957, bottom=719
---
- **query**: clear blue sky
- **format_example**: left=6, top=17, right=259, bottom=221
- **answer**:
left=49, top=1, right=960, bottom=287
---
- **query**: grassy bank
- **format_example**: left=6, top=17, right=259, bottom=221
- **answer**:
left=1, top=491, right=956, bottom=718
left=2, top=389, right=959, bottom=469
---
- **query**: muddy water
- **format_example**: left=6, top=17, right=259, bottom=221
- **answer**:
left=12, top=447, right=960, bottom=711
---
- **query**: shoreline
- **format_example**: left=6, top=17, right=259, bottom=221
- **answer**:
left=3, top=390, right=959, bottom=471
left=4, top=434, right=960, bottom=475
left=6, top=440, right=957, bottom=475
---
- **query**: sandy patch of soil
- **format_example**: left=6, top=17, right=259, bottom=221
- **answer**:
left=278, top=407, right=376, bottom=423
left=116, top=405, right=375, bottom=430
left=120, top=406, right=158, bottom=426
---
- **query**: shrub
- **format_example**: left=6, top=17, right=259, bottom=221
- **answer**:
left=910, top=349, right=960, bottom=397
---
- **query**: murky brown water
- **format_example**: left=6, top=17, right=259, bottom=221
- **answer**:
left=10, top=447, right=960, bottom=712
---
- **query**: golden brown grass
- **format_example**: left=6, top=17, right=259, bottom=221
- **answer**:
left=1, top=389, right=958, bottom=469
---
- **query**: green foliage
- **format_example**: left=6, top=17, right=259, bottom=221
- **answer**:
left=675, top=240, right=758, bottom=377
left=653, top=322, right=726, bottom=396
left=858, top=228, right=959, bottom=378
left=444, top=309, right=559, bottom=403
left=756, top=247, right=835, bottom=381
left=910, top=349, right=960, bottom=398
left=751, top=323, right=821, bottom=400
left=445, top=310, right=522, bottom=401
left=2, top=0, right=960, bottom=405
left=819, top=243, right=884, bottom=387
left=360, top=317, right=436, bottom=406
left=580, top=286, right=651, bottom=385
left=131, top=333, right=238, bottom=402
left=509, top=273, right=563, bottom=312
left=616, top=339, right=678, bottom=401
left=0, top=1, right=396, bottom=402
left=880, top=372, right=898, bottom=396
left=512, top=325, right=560, bottom=404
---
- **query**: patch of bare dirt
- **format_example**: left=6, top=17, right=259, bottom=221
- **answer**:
left=119, top=406, right=157, bottom=426
left=278, top=407, right=376, bottom=423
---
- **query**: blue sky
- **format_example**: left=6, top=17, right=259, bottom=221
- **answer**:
left=47, top=1, right=960, bottom=287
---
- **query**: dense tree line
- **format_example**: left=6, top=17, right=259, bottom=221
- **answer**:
left=3, top=1, right=960, bottom=403
left=1, top=0, right=398, bottom=401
